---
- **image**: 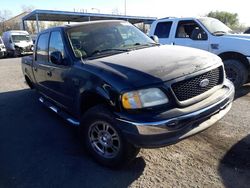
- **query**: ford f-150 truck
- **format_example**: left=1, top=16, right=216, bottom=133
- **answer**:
left=150, top=17, right=250, bottom=88
left=22, top=20, right=234, bottom=167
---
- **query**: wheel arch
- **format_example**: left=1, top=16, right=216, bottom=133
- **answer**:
left=78, top=89, right=116, bottom=116
left=218, top=51, right=249, bottom=69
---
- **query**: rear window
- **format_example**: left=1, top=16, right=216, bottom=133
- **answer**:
left=154, top=22, right=173, bottom=38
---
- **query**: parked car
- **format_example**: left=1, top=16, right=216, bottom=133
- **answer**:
left=2, top=30, right=33, bottom=57
left=22, top=20, right=234, bottom=167
left=244, top=28, right=250, bottom=34
left=150, top=17, right=250, bottom=88
left=0, top=36, right=7, bottom=58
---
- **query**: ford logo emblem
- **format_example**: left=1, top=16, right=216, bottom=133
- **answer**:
left=199, top=79, right=210, bottom=87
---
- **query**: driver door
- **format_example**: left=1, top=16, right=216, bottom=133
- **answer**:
left=173, top=20, right=209, bottom=51
left=44, top=30, right=76, bottom=110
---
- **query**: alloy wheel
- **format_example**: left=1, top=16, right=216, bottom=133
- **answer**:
left=88, top=121, right=121, bottom=158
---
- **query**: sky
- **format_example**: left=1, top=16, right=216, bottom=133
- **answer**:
left=1, top=0, right=250, bottom=26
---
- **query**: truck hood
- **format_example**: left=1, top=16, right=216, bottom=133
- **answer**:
left=85, top=45, right=221, bottom=90
left=218, top=34, right=250, bottom=55
left=223, top=33, right=250, bottom=40
left=14, top=41, right=33, bottom=48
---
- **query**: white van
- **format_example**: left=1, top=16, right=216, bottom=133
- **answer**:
left=2, top=30, right=33, bottom=57
left=0, top=37, right=7, bottom=58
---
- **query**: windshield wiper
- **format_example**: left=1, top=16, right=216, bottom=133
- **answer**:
left=123, top=42, right=159, bottom=49
left=213, top=31, right=227, bottom=36
left=88, top=48, right=130, bottom=58
left=133, top=42, right=159, bottom=46
left=88, top=43, right=159, bottom=58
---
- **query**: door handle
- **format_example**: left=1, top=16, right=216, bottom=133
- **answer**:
left=46, top=71, right=52, bottom=77
left=72, top=78, right=80, bottom=86
left=34, top=67, right=37, bottom=72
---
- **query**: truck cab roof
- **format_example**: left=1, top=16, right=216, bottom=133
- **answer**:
left=3, top=30, right=30, bottom=35
left=39, top=20, right=127, bottom=34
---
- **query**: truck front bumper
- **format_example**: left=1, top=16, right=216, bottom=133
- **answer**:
left=20, top=51, right=33, bottom=55
left=116, top=80, right=235, bottom=148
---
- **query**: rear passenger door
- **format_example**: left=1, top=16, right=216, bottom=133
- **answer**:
left=152, top=21, right=173, bottom=44
left=33, top=32, right=50, bottom=94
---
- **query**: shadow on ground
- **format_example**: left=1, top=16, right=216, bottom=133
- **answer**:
left=234, top=84, right=250, bottom=100
left=219, top=135, right=250, bottom=188
left=0, top=89, right=145, bottom=188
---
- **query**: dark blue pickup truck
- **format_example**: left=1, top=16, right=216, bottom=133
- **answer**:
left=22, top=20, right=234, bottom=167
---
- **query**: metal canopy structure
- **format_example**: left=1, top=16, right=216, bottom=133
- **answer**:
left=22, top=9, right=157, bottom=33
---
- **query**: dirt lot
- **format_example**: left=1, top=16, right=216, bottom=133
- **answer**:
left=0, top=57, right=249, bottom=188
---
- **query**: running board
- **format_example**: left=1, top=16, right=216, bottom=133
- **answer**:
left=39, top=97, right=80, bottom=126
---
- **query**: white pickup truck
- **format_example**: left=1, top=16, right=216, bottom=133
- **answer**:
left=149, top=17, right=250, bottom=88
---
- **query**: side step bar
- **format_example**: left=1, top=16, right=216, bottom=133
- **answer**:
left=39, top=97, right=80, bottom=126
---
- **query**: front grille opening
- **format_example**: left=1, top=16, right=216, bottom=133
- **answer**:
left=172, top=66, right=224, bottom=101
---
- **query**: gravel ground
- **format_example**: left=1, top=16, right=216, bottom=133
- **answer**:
left=0, top=57, right=249, bottom=188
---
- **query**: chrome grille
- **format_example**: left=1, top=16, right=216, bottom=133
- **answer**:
left=172, top=66, right=223, bottom=101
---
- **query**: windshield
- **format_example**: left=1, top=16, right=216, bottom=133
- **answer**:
left=67, top=21, right=155, bottom=59
left=198, top=17, right=232, bottom=35
left=12, top=34, right=31, bottom=43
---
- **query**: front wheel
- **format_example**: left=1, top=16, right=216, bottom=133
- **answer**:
left=79, top=105, right=140, bottom=168
left=223, top=59, right=248, bottom=89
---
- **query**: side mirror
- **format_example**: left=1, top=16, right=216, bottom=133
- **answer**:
left=150, top=35, right=159, bottom=43
left=50, top=51, right=63, bottom=65
left=9, top=38, right=12, bottom=43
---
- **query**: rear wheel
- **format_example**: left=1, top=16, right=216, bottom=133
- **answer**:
left=79, top=105, right=140, bottom=168
left=223, top=59, right=248, bottom=88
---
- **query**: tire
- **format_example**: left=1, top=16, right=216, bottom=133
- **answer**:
left=223, top=59, right=248, bottom=89
left=7, top=50, right=14, bottom=58
left=79, top=105, right=140, bottom=168
left=13, top=50, right=21, bottom=57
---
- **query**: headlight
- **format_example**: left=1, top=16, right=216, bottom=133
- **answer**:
left=122, top=88, right=169, bottom=109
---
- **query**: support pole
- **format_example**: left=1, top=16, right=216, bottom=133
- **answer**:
left=36, top=13, right=40, bottom=33
left=22, top=19, right=26, bottom=30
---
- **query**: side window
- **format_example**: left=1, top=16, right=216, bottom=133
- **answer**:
left=36, top=33, right=49, bottom=63
left=49, top=31, right=66, bottom=65
left=176, top=20, right=207, bottom=40
left=154, top=22, right=173, bottom=38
